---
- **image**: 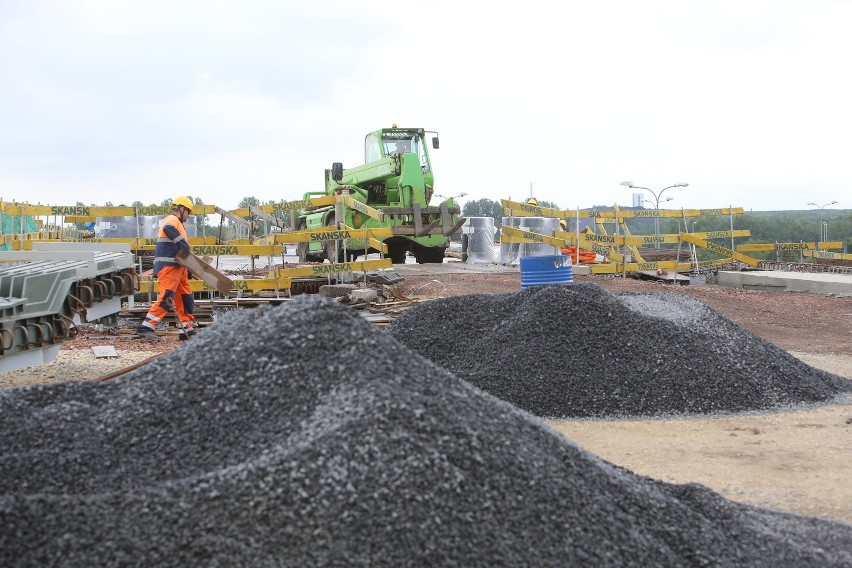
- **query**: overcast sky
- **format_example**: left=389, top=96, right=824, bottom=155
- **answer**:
left=1, top=1, right=849, bottom=212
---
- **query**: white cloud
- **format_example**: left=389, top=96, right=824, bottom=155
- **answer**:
left=1, top=0, right=850, bottom=211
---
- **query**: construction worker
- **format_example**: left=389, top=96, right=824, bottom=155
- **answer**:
left=391, top=141, right=410, bottom=156
left=136, top=196, right=197, bottom=341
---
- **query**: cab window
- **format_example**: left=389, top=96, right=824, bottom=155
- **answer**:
left=365, top=134, right=381, bottom=162
left=382, top=135, right=419, bottom=157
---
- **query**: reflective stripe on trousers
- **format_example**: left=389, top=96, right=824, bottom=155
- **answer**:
left=140, top=265, right=196, bottom=329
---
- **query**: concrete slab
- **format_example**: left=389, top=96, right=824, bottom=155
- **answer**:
left=717, top=270, right=852, bottom=296
left=92, top=346, right=119, bottom=359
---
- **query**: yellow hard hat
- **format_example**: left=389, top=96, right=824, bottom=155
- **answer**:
left=526, top=197, right=537, bottom=205
left=171, top=196, right=194, bottom=213
left=559, top=220, right=567, bottom=229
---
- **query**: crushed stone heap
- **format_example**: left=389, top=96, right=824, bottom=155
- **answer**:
left=1, top=295, right=851, bottom=567
left=387, top=283, right=851, bottom=418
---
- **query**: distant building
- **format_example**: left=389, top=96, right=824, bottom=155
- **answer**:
left=632, top=193, right=644, bottom=208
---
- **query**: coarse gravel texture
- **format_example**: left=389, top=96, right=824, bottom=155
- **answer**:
left=0, top=348, right=160, bottom=388
left=2, top=295, right=852, bottom=567
left=387, top=283, right=851, bottom=419
left=395, top=271, right=852, bottom=356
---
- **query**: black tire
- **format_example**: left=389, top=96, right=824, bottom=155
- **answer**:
left=325, top=240, right=347, bottom=263
left=415, top=245, right=446, bottom=264
left=297, top=220, right=326, bottom=263
left=389, top=246, right=408, bottom=264
left=296, top=220, right=309, bottom=263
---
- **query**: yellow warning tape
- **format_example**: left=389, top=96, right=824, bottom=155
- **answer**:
left=737, top=241, right=843, bottom=252
left=274, top=258, right=392, bottom=278
left=802, top=249, right=852, bottom=261
left=680, top=233, right=760, bottom=267
left=138, top=275, right=293, bottom=294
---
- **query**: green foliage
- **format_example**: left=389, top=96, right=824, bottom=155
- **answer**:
left=51, top=194, right=851, bottom=256
left=266, top=198, right=294, bottom=229
left=656, top=210, right=852, bottom=260
left=462, top=199, right=504, bottom=225
left=238, top=196, right=262, bottom=224
left=238, top=196, right=261, bottom=209
left=662, top=210, right=850, bottom=241
left=458, top=199, right=851, bottom=258
left=191, top=196, right=208, bottom=229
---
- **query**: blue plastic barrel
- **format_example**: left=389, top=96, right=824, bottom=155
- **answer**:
left=520, top=255, right=573, bottom=289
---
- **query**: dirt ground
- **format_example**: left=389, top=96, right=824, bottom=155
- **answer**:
left=3, top=271, right=851, bottom=525
left=396, top=272, right=852, bottom=525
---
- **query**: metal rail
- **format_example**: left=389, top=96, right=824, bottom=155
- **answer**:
left=759, top=261, right=852, bottom=274
left=0, top=249, right=135, bottom=372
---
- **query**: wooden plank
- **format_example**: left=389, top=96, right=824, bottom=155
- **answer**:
left=175, top=250, right=235, bottom=295
left=215, top=206, right=255, bottom=230
left=248, top=205, right=286, bottom=229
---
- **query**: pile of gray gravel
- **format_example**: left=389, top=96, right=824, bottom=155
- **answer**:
left=387, top=283, right=851, bottom=418
left=2, top=295, right=851, bottom=567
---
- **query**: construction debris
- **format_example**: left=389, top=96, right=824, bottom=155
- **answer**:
left=91, top=346, right=119, bottom=359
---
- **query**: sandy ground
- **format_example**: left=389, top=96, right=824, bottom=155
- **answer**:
left=549, top=374, right=852, bottom=524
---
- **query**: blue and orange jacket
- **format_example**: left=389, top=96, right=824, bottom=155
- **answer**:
left=153, top=214, right=190, bottom=276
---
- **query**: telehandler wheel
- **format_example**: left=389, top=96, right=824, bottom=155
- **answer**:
left=414, top=246, right=446, bottom=264
left=296, top=220, right=309, bottom=263
left=297, top=220, right=325, bottom=263
left=324, top=240, right=361, bottom=263
left=325, top=240, right=353, bottom=263
left=388, top=246, right=408, bottom=264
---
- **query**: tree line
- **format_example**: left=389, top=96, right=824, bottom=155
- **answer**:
left=74, top=195, right=852, bottom=258
left=460, top=198, right=852, bottom=258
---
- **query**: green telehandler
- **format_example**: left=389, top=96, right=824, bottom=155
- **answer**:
left=296, top=126, right=465, bottom=264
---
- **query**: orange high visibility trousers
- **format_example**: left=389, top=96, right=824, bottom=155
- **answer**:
left=140, top=266, right=195, bottom=331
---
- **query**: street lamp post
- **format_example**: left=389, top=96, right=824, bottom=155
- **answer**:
left=641, top=198, right=673, bottom=244
left=454, top=192, right=469, bottom=217
left=806, top=200, right=838, bottom=246
left=621, top=181, right=689, bottom=248
left=436, top=192, right=468, bottom=206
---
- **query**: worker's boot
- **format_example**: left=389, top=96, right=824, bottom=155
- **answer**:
left=178, top=329, right=197, bottom=341
left=135, top=326, right=161, bottom=342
